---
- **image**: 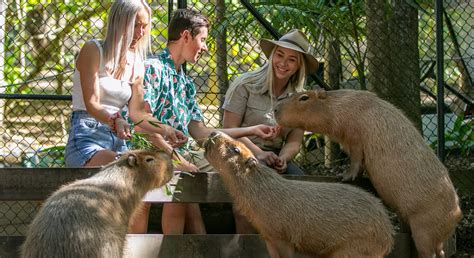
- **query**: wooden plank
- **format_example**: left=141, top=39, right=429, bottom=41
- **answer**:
left=0, top=233, right=422, bottom=258
left=0, top=236, right=23, bottom=258
left=0, top=169, right=376, bottom=202
left=0, top=168, right=99, bottom=200
left=143, top=172, right=233, bottom=203
left=123, top=234, right=270, bottom=258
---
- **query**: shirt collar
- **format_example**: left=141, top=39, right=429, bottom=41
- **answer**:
left=159, top=48, right=185, bottom=77
left=263, top=86, right=295, bottom=100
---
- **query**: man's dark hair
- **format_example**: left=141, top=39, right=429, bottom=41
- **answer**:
left=168, top=8, right=209, bottom=42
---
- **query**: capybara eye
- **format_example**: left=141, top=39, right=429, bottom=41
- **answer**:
left=145, top=157, right=154, bottom=163
left=299, top=95, right=309, bottom=101
left=228, top=146, right=240, bottom=154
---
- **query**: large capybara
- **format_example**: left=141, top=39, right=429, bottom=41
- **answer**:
left=274, top=89, right=463, bottom=258
left=204, top=131, right=394, bottom=258
left=20, top=150, right=173, bottom=258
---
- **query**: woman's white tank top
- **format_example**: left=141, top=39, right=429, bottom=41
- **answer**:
left=72, top=39, right=143, bottom=114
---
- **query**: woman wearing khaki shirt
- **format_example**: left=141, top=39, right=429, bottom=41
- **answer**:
left=223, top=29, right=319, bottom=175
left=223, top=29, right=319, bottom=234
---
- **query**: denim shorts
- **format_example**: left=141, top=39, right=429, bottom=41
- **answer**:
left=64, top=110, right=128, bottom=167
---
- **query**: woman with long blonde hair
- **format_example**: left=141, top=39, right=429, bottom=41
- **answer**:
left=65, top=0, right=186, bottom=167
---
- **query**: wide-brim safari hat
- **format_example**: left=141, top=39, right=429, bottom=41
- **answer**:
left=260, top=29, right=319, bottom=75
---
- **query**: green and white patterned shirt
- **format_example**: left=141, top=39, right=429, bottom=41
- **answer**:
left=143, top=48, right=204, bottom=140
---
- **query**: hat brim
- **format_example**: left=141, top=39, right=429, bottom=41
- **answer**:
left=260, top=39, right=319, bottom=75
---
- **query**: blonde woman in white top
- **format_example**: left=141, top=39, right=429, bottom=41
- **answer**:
left=65, top=0, right=186, bottom=167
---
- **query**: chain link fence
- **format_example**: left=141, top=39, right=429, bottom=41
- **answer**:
left=1, top=1, right=472, bottom=172
left=0, top=0, right=472, bottom=170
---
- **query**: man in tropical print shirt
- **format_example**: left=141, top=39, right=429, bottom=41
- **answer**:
left=144, top=47, right=205, bottom=152
left=130, top=8, right=278, bottom=236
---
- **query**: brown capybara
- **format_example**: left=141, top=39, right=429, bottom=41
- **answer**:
left=274, top=89, right=463, bottom=258
left=204, top=131, right=394, bottom=258
left=20, top=150, right=173, bottom=258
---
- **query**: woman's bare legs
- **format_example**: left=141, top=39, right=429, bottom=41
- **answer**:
left=84, top=150, right=117, bottom=167
left=162, top=203, right=186, bottom=234
left=184, top=204, right=206, bottom=234
left=128, top=203, right=151, bottom=233
left=162, top=203, right=206, bottom=234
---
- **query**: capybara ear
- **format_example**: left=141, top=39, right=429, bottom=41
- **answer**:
left=127, top=154, right=138, bottom=167
left=316, top=89, right=327, bottom=99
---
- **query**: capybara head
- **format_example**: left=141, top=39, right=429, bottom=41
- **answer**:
left=203, top=132, right=259, bottom=177
left=274, top=89, right=328, bottom=130
left=113, top=150, right=174, bottom=188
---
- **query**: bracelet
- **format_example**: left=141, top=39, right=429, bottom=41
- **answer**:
left=108, top=112, right=121, bottom=125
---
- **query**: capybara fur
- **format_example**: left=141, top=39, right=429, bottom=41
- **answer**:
left=20, top=150, right=173, bottom=258
left=204, top=132, right=394, bottom=258
left=274, top=89, right=463, bottom=258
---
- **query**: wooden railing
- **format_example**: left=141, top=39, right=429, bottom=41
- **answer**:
left=0, top=169, right=455, bottom=257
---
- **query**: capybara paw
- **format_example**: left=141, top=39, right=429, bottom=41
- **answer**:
left=340, top=172, right=357, bottom=182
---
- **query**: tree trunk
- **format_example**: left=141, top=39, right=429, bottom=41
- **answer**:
left=323, top=38, right=342, bottom=168
left=366, top=0, right=422, bottom=131
left=215, top=0, right=228, bottom=125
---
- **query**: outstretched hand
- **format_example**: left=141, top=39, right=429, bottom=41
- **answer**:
left=108, top=113, right=131, bottom=140
left=131, top=76, right=144, bottom=88
left=256, top=151, right=279, bottom=167
left=252, top=125, right=280, bottom=140
left=162, top=125, right=188, bottom=148
left=273, top=157, right=287, bottom=173
left=175, top=159, right=199, bottom=173
left=256, top=151, right=287, bottom=174
left=114, top=118, right=131, bottom=140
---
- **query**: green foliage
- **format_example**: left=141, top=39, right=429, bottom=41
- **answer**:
left=129, top=132, right=159, bottom=151
left=2, top=0, right=109, bottom=94
left=208, top=0, right=367, bottom=85
left=445, top=115, right=474, bottom=156
left=431, top=115, right=474, bottom=156
left=22, top=145, right=65, bottom=168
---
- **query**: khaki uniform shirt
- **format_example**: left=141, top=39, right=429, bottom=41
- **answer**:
left=223, top=83, right=295, bottom=152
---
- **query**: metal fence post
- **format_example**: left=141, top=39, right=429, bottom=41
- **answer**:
left=435, top=0, right=445, bottom=163
left=168, top=0, right=174, bottom=26
left=177, top=0, right=187, bottom=74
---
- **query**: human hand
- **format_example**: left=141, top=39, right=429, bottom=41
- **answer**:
left=131, top=76, right=144, bottom=88
left=256, top=151, right=279, bottom=167
left=252, top=124, right=279, bottom=140
left=162, top=125, right=188, bottom=148
left=175, top=159, right=199, bottom=173
left=273, top=157, right=288, bottom=173
left=107, top=112, right=121, bottom=132
left=114, top=117, right=131, bottom=140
